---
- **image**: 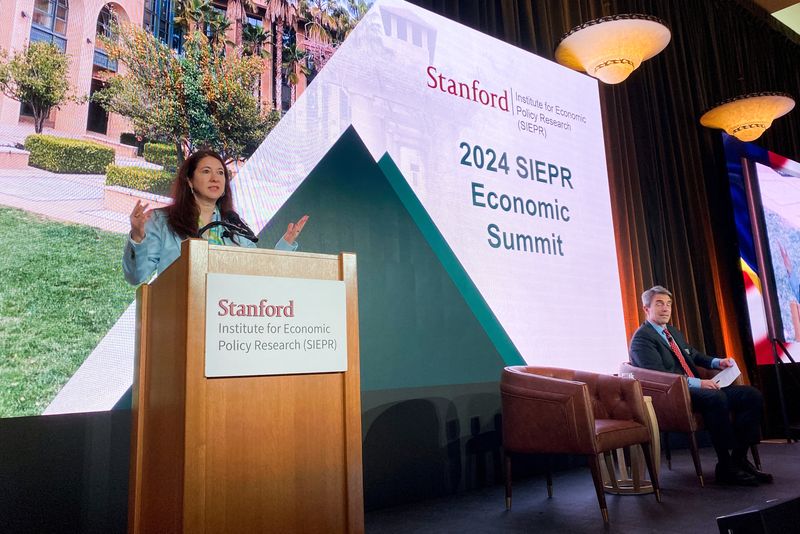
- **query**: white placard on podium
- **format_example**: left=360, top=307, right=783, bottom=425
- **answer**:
left=205, top=273, right=348, bottom=377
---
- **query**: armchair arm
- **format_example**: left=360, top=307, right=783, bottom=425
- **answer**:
left=620, top=362, right=696, bottom=433
left=501, top=367, right=596, bottom=455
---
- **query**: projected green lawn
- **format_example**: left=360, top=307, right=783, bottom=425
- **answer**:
left=0, top=208, right=134, bottom=417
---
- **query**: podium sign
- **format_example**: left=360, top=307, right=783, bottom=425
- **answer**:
left=205, top=273, right=347, bottom=377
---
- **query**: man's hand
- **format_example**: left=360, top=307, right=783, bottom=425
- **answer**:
left=718, top=358, right=734, bottom=368
left=700, top=379, right=720, bottom=390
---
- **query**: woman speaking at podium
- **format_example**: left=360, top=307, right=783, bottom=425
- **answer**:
left=123, top=149, right=307, bottom=285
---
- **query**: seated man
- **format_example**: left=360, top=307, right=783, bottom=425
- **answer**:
left=629, top=285, right=772, bottom=486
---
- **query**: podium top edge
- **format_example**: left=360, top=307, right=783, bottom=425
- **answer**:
left=206, top=243, right=355, bottom=261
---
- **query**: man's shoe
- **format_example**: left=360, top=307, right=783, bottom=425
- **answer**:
left=715, top=463, right=759, bottom=486
left=736, top=458, right=773, bottom=484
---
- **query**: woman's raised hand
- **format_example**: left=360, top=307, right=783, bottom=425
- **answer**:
left=129, top=200, right=152, bottom=243
left=283, top=215, right=309, bottom=245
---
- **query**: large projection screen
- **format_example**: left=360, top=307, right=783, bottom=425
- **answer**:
left=234, top=0, right=628, bottom=374
left=1, top=0, right=628, bottom=418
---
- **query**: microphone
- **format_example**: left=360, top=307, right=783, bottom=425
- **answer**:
left=197, top=219, right=259, bottom=243
left=222, top=212, right=258, bottom=241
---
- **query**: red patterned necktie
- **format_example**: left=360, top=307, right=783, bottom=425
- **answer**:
left=663, top=327, right=695, bottom=378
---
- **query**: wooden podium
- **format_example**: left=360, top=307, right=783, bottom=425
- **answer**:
left=128, top=240, right=363, bottom=533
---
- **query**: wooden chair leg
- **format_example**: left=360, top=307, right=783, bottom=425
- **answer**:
left=663, top=432, right=672, bottom=470
left=688, top=432, right=704, bottom=487
left=587, top=454, right=609, bottom=525
left=603, top=451, right=619, bottom=491
left=504, top=453, right=512, bottom=510
left=545, top=456, right=553, bottom=498
left=640, top=441, right=662, bottom=503
left=750, top=445, right=762, bottom=471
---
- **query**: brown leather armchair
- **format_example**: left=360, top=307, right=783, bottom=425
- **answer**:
left=501, top=366, right=661, bottom=525
left=619, top=362, right=761, bottom=487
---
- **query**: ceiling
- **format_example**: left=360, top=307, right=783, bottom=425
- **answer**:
left=754, top=0, right=800, bottom=36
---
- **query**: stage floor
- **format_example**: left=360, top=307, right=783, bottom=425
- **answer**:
left=365, top=441, right=800, bottom=533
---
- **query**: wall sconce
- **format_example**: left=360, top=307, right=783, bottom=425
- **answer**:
left=555, top=14, right=671, bottom=84
left=700, top=92, right=795, bottom=142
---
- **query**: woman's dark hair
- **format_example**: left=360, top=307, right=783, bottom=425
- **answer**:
left=166, top=149, right=238, bottom=239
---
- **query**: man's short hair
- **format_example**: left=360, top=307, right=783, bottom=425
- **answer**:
left=642, top=285, right=672, bottom=307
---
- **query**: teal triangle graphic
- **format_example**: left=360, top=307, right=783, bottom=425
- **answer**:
left=377, top=154, right=524, bottom=368
left=260, top=126, right=521, bottom=390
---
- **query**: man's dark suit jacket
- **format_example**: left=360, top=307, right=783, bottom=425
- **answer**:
left=629, top=321, right=715, bottom=376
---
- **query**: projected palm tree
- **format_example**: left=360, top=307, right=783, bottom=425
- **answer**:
left=282, top=42, right=310, bottom=102
left=178, top=0, right=371, bottom=111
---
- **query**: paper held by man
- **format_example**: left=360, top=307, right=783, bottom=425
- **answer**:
left=712, top=360, right=742, bottom=387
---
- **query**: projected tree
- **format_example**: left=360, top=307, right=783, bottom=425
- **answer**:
left=95, top=22, right=269, bottom=163
left=0, top=42, right=77, bottom=134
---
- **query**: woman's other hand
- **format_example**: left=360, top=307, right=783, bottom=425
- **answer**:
left=283, top=215, right=309, bottom=245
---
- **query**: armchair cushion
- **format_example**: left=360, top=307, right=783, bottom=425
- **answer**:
left=595, top=419, right=650, bottom=452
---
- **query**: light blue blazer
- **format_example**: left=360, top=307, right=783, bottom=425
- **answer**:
left=123, top=209, right=296, bottom=285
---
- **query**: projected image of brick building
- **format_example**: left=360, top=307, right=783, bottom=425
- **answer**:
left=0, top=0, right=360, bottom=146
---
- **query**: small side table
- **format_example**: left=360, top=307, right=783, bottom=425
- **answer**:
left=600, top=396, right=660, bottom=495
